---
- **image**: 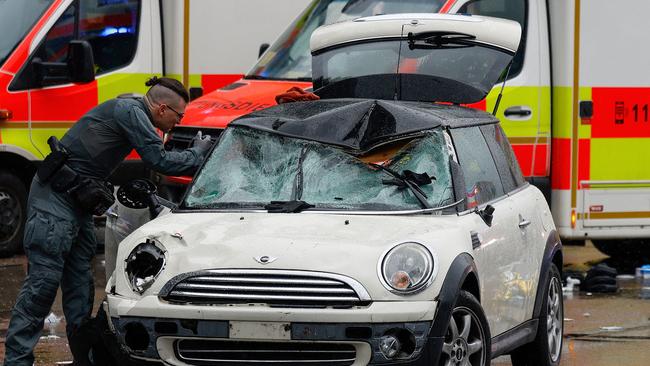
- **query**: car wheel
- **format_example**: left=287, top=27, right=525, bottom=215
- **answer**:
left=511, top=263, right=563, bottom=366
left=0, top=171, right=27, bottom=257
left=439, top=290, right=490, bottom=366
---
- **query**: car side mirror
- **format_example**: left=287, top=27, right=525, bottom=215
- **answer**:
left=67, top=40, right=95, bottom=83
left=259, top=43, right=270, bottom=58
left=477, top=204, right=495, bottom=227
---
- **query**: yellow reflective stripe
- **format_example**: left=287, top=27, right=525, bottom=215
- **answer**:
left=0, top=128, right=67, bottom=158
left=577, top=211, right=650, bottom=220
left=591, top=138, right=650, bottom=180
left=166, top=73, right=201, bottom=89
left=97, top=73, right=162, bottom=103
left=485, top=85, right=551, bottom=138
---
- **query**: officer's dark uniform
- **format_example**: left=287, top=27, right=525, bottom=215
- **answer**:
left=4, top=97, right=206, bottom=365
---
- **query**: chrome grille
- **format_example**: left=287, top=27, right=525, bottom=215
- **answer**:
left=160, top=270, right=371, bottom=308
left=175, top=339, right=356, bottom=365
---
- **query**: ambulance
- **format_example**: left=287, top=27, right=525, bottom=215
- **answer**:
left=0, top=0, right=311, bottom=256
left=169, top=0, right=650, bottom=257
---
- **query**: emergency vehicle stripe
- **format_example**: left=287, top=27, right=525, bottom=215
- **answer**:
left=577, top=212, right=650, bottom=220
left=439, top=0, right=457, bottom=14
left=1, top=122, right=75, bottom=129
left=570, top=0, right=582, bottom=209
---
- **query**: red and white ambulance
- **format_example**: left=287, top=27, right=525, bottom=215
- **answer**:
left=171, top=0, right=650, bottom=256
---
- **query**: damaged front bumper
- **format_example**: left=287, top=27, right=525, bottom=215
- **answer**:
left=104, top=295, right=443, bottom=365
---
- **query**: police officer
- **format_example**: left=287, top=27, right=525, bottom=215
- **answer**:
left=3, top=77, right=212, bottom=366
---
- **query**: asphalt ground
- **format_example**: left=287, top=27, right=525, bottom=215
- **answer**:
left=1, top=241, right=649, bottom=365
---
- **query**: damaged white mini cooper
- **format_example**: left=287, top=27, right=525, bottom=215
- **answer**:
left=103, top=14, right=563, bottom=366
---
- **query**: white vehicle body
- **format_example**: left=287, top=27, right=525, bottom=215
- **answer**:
left=105, top=14, right=563, bottom=366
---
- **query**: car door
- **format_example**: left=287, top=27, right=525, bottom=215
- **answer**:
left=446, top=0, right=551, bottom=185
left=481, top=123, right=545, bottom=320
left=8, top=0, right=154, bottom=157
left=451, top=125, right=528, bottom=336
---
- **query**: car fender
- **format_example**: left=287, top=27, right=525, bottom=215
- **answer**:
left=532, top=230, right=562, bottom=319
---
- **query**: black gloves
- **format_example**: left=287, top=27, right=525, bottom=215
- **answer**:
left=190, top=130, right=212, bottom=156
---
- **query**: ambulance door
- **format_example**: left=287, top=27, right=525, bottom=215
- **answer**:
left=447, top=0, right=552, bottom=193
left=576, top=0, right=650, bottom=233
left=7, top=0, right=158, bottom=157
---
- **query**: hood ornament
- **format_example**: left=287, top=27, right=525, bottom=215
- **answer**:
left=254, top=255, right=277, bottom=265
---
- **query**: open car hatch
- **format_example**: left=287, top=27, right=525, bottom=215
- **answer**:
left=310, top=13, right=522, bottom=104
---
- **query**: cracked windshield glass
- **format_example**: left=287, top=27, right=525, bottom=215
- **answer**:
left=184, top=127, right=453, bottom=211
left=247, top=0, right=445, bottom=80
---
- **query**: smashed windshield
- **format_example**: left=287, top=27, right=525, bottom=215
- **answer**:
left=313, top=38, right=514, bottom=103
left=247, top=0, right=444, bottom=81
left=0, top=0, right=53, bottom=67
left=184, top=127, right=454, bottom=211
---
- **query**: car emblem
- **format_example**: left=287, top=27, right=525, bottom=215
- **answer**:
left=254, top=255, right=277, bottom=265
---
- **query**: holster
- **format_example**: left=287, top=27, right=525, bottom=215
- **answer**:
left=70, top=179, right=115, bottom=216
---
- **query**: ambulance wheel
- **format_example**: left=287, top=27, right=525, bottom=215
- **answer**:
left=0, top=171, right=27, bottom=257
left=511, top=264, right=563, bottom=366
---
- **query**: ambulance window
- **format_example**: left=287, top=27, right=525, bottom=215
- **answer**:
left=10, top=0, right=140, bottom=90
left=479, top=124, right=526, bottom=192
left=78, top=0, right=140, bottom=75
left=451, top=127, right=505, bottom=207
left=457, top=0, right=527, bottom=79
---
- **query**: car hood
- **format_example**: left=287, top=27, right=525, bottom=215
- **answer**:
left=115, top=211, right=471, bottom=301
left=181, top=79, right=312, bottom=128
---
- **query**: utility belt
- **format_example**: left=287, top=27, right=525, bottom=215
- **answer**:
left=37, top=136, right=115, bottom=216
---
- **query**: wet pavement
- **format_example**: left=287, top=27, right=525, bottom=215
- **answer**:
left=1, top=241, right=649, bottom=365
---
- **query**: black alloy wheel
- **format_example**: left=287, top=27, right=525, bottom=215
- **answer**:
left=439, top=290, right=490, bottom=366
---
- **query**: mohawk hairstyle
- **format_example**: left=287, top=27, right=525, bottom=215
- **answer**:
left=145, top=76, right=189, bottom=103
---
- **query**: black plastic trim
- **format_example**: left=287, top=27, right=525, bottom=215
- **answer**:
left=425, top=253, right=478, bottom=364
left=491, top=319, right=539, bottom=358
left=532, top=230, right=562, bottom=318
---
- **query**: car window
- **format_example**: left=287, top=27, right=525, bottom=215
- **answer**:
left=494, top=124, right=526, bottom=187
left=457, top=0, right=527, bottom=79
left=451, top=126, right=505, bottom=208
left=11, top=0, right=140, bottom=90
left=480, top=124, right=520, bottom=192
left=184, top=127, right=454, bottom=211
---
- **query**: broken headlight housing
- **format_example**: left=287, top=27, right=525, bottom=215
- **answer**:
left=379, top=242, right=435, bottom=295
left=125, top=239, right=166, bottom=294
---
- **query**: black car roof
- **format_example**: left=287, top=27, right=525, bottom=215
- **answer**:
left=230, top=98, right=498, bottom=155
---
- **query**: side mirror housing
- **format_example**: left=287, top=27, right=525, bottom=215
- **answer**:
left=259, top=43, right=270, bottom=58
left=68, top=40, right=95, bottom=83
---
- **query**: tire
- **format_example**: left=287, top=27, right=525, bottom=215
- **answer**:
left=511, top=264, right=563, bottom=366
left=0, top=171, right=27, bottom=257
left=439, top=290, right=491, bottom=366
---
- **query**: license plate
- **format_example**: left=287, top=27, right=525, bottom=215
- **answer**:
left=229, top=321, right=291, bottom=340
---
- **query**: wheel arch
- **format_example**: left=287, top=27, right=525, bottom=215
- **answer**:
left=0, top=149, right=38, bottom=187
left=430, top=253, right=480, bottom=338
left=532, top=230, right=563, bottom=319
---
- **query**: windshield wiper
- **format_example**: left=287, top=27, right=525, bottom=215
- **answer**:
left=265, top=200, right=314, bottom=213
left=370, top=163, right=433, bottom=209
left=407, top=31, right=476, bottom=50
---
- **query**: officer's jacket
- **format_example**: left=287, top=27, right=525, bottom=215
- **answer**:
left=61, top=97, right=203, bottom=180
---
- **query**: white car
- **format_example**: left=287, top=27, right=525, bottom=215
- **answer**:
left=104, top=14, right=563, bottom=366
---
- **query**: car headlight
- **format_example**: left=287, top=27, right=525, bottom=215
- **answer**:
left=125, top=239, right=166, bottom=294
left=379, top=242, right=435, bottom=294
